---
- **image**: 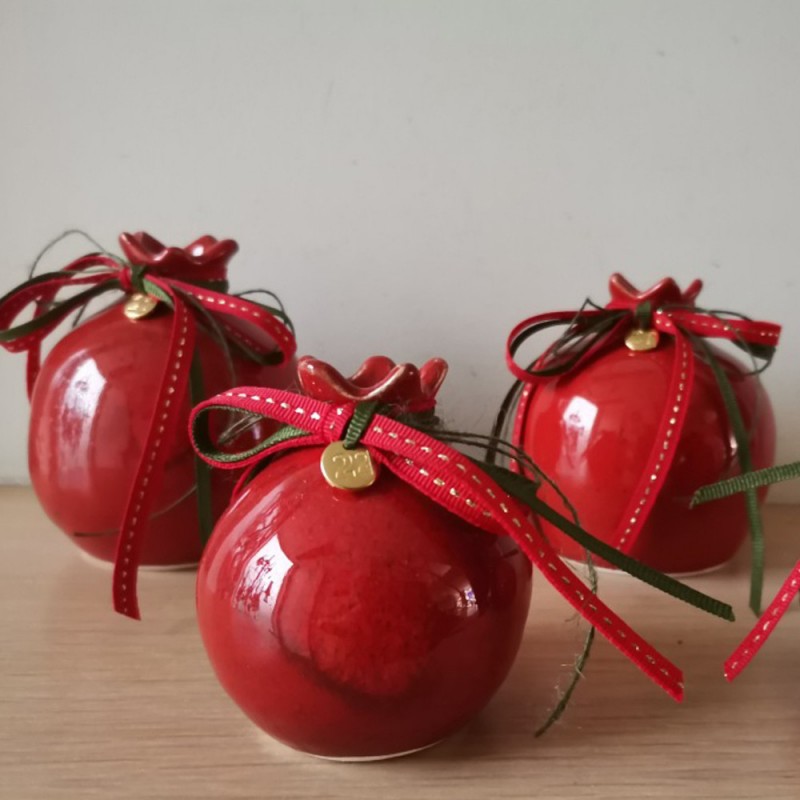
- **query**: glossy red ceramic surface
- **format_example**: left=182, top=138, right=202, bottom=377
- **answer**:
left=196, top=447, right=532, bottom=758
left=119, top=231, right=238, bottom=277
left=195, top=356, right=532, bottom=758
left=296, top=355, right=448, bottom=409
left=29, top=302, right=295, bottom=566
left=516, top=340, right=775, bottom=574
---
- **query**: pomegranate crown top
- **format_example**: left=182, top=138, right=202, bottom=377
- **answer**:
left=297, top=355, right=448, bottom=412
left=118, top=231, right=238, bottom=280
left=606, top=274, right=703, bottom=310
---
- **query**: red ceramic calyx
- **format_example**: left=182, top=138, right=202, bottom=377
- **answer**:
left=119, top=231, right=238, bottom=282
left=297, top=355, right=448, bottom=410
left=513, top=275, right=775, bottom=574
left=196, top=357, right=532, bottom=759
left=28, top=232, right=296, bottom=568
left=605, top=273, right=703, bottom=309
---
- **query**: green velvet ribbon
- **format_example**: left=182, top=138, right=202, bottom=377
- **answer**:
left=693, top=460, right=800, bottom=615
left=693, top=462, right=800, bottom=504
left=689, top=334, right=765, bottom=614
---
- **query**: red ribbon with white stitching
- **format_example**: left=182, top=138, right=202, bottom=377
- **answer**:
left=0, top=255, right=297, bottom=619
left=190, top=387, right=687, bottom=701
left=508, top=307, right=781, bottom=554
left=724, top=560, right=800, bottom=681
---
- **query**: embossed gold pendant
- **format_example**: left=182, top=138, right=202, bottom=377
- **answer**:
left=625, top=327, right=659, bottom=352
left=123, top=292, right=159, bottom=321
left=320, top=441, right=378, bottom=491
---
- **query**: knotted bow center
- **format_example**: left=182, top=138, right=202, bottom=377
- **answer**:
left=117, top=263, right=149, bottom=294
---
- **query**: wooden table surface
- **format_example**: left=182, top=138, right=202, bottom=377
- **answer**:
left=2, top=485, right=799, bottom=800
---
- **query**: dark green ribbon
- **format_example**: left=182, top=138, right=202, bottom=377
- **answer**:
left=693, top=460, right=800, bottom=615
left=343, top=401, right=380, bottom=449
left=693, top=462, right=800, bottom=504
left=691, top=334, right=765, bottom=614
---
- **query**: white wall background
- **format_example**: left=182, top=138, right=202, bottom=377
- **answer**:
left=1, top=0, right=799, bottom=500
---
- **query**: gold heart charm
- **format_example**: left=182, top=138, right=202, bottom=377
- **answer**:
left=123, top=292, right=159, bottom=321
left=320, top=441, right=378, bottom=491
left=625, top=327, right=660, bottom=352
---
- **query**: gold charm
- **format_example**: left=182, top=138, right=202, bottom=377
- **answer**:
left=123, top=292, right=159, bottom=321
left=320, top=441, right=378, bottom=491
left=625, top=327, right=659, bottom=352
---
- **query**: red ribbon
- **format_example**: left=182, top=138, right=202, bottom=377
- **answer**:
left=0, top=253, right=297, bottom=619
left=724, top=560, right=800, bottom=680
left=507, top=300, right=781, bottom=555
left=191, top=387, right=689, bottom=702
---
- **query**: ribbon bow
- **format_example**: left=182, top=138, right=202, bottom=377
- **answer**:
left=190, top=386, right=742, bottom=702
left=502, top=274, right=781, bottom=613
left=0, top=232, right=297, bottom=619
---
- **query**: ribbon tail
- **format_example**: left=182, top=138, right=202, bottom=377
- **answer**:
left=26, top=343, right=42, bottom=400
left=509, top=379, right=538, bottom=475
left=188, top=352, right=214, bottom=546
left=486, top=466, right=734, bottom=621
left=503, top=504, right=685, bottom=700
left=24, top=294, right=54, bottom=397
left=725, top=560, right=800, bottom=681
left=693, top=462, right=800, bottom=506
left=690, top=333, right=765, bottom=615
left=112, top=291, right=197, bottom=619
left=612, top=323, right=694, bottom=553
left=363, top=426, right=684, bottom=702
left=666, top=308, right=781, bottom=360
left=529, top=533, right=684, bottom=701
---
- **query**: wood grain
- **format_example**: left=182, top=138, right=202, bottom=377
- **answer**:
left=2, top=486, right=799, bottom=800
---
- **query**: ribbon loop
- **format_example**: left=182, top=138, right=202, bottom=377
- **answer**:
left=506, top=308, right=628, bottom=385
left=118, top=263, right=148, bottom=294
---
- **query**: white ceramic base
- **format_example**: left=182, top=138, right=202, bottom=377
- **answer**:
left=307, top=740, right=441, bottom=762
left=78, top=549, right=199, bottom=572
left=562, top=555, right=731, bottom=579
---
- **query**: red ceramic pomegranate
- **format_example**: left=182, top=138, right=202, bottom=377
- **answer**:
left=195, top=357, right=533, bottom=759
left=26, top=232, right=296, bottom=567
left=510, top=275, right=778, bottom=575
